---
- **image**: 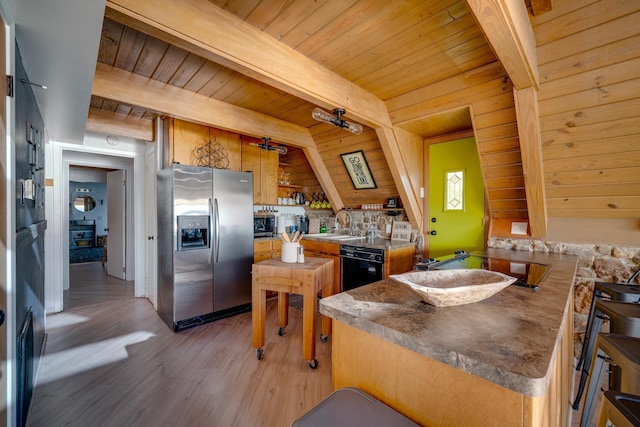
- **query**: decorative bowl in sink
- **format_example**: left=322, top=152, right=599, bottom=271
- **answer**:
left=389, top=269, right=517, bottom=307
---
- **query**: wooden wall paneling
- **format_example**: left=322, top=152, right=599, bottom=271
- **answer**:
left=538, top=33, right=640, bottom=84
left=545, top=182, right=640, bottom=199
left=477, top=137, right=521, bottom=155
left=543, top=117, right=639, bottom=150
left=539, top=23, right=639, bottom=87
left=539, top=57, right=640, bottom=103
left=543, top=135, right=639, bottom=161
left=534, top=1, right=639, bottom=51
left=540, top=97, right=640, bottom=136
left=546, top=196, right=640, bottom=218
left=545, top=167, right=640, bottom=187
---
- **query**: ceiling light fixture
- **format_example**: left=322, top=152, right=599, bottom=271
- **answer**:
left=20, top=78, right=47, bottom=90
left=312, top=108, right=363, bottom=135
left=249, top=137, right=288, bottom=155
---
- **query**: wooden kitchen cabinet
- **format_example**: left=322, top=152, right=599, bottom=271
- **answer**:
left=253, top=239, right=283, bottom=262
left=253, top=240, right=272, bottom=263
left=164, top=118, right=242, bottom=170
left=242, top=138, right=278, bottom=205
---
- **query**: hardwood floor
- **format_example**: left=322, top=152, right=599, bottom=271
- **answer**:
left=29, top=262, right=332, bottom=426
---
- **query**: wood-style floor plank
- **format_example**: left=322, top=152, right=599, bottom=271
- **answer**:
left=29, top=263, right=332, bottom=426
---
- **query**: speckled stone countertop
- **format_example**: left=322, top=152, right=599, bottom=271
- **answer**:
left=302, top=234, right=416, bottom=250
left=256, top=234, right=416, bottom=250
left=319, top=248, right=578, bottom=397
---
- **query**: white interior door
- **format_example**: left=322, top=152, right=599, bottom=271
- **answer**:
left=144, top=144, right=157, bottom=306
left=107, top=170, right=126, bottom=279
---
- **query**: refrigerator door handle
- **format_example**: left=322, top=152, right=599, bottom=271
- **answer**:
left=208, top=198, right=214, bottom=265
left=214, top=198, right=220, bottom=263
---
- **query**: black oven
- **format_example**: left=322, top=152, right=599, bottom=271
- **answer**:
left=340, top=245, right=385, bottom=292
left=253, top=213, right=276, bottom=238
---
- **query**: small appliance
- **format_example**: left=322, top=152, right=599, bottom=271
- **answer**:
left=254, top=213, right=276, bottom=237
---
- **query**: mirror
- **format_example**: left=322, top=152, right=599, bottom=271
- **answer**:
left=74, top=195, right=96, bottom=212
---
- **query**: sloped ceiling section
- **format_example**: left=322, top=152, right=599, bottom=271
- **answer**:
left=90, top=0, right=540, bottom=232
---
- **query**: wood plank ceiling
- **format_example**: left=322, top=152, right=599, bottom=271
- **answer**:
left=90, top=0, right=542, bottom=232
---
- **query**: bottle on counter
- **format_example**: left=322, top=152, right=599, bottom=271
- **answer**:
left=319, top=220, right=327, bottom=234
left=367, top=223, right=376, bottom=242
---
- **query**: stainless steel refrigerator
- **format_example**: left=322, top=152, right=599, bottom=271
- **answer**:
left=157, top=164, right=254, bottom=331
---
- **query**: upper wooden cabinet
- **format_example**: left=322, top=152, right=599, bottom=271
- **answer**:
left=241, top=138, right=278, bottom=205
left=163, top=118, right=242, bottom=170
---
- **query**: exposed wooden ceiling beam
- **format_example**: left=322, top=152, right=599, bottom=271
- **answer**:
left=86, top=107, right=155, bottom=141
left=93, top=63, right=314, bottom=148
left=105, top=0, right=423, bottom=231
left=92, top=63, right=345, bottom=211
left=514, top=87, right=547, bottom=237
left=466, top=0, right=539, bottom=90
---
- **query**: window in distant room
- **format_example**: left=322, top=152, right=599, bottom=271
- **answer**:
left=444, top=169, right=464, bottom=211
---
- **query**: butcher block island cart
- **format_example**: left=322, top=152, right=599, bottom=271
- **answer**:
left=320, top=248, right=578, bottom=427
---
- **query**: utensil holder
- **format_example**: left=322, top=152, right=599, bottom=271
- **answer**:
left=281, top=242, right=300, bottom=263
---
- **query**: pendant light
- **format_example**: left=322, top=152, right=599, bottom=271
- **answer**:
left=312, top=108, right=363, bottom=135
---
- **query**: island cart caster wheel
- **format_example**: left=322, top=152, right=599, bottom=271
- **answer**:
left=320, top=334, right=328, bottom=343
left=256, top=348, right=264, bottom=360
left=308, top=359, right=318, bottom=369
left=278, top=327, right=285, bottom=336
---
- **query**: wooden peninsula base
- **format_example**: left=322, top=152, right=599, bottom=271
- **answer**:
left=332, top=316, right=573, bottom=427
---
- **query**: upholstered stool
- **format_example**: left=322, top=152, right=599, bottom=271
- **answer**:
left=597, top=391, right=640, bottom=427
left=579, top=333, right=640, bottom=427
left=574, top=300, right=640, bottom=409
left=577, top=282, right=640, bottom=371
left=291, top=387, right=419, bottom=427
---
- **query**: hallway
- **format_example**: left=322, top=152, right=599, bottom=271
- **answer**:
left=64, top=262, right=134, bottom=310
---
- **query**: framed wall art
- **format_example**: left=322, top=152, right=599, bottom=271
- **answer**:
left=341, top=150, right=377, bottom=190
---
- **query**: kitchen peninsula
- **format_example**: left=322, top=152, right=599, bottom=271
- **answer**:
left=320, top=248, right=578, bottom=427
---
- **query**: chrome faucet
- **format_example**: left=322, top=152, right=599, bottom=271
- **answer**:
left=337, top=209, right=354, bottom=235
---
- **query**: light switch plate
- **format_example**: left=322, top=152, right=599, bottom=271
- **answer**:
left=510, top=221, right=528, bottom=235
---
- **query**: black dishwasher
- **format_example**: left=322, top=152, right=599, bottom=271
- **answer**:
left=340, top=245, right=385, bottom=291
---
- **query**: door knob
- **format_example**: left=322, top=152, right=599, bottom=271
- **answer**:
left=431, top=217, right=437, bottom=223
left=430, top=230, right=437, bottom=236
left=148, top=236, right=154, bottom=240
